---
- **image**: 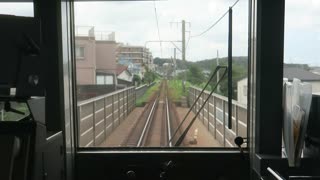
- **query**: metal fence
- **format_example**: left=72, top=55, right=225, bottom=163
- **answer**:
left=188, top=86, right=247, bottom=147
left=77, top=87, right=136, bottom=147
left=135, top=82, right=156, bottom=99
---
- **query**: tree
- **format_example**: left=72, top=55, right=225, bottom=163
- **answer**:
left=187, top=64, right=205, bottom=85
left=208, top=62, right=247, bottom=99
left=143, top=68, right=156, bottom=85
left=133, top=74, right=142, bottom=86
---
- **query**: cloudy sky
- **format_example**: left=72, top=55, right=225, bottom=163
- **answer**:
left=0, top=0, right=319, bottom=66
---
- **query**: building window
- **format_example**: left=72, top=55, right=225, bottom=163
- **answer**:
left=96, top=75, right=114, bottom=85
left=96, top=75, right=105, bottom=85
left=105, top=76, right=114, bottom=85
left=76, top=46, right=85, bottom=59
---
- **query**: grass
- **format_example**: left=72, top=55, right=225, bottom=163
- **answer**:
left=136, top=82, right=160, bottom=107
left=168, top=79, right=191, bottom=102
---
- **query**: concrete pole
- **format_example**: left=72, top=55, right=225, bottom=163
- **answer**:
left=182, top=20, right=186, bottom=62
left=182, top=20, right=187, bottom=92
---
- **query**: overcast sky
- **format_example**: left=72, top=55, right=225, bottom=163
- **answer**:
left=0, top=0, right=319, bottom=66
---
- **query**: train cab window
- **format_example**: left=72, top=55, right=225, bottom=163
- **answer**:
left=74, top=0, right=249, bottom=149
left=282, top=0, right=320, bottom=161
left=0, top=2, right=34, bottom=17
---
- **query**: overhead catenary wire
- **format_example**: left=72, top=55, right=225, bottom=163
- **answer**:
left=190, top=0, right=240, bottom=38
left=153, top=0, right=163, bottom=57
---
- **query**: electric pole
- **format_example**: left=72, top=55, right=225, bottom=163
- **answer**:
left=169, top=20, right=190, bottom=62
left=182, top=20, right=186, bottom=62
left=169, top=20, right=190, bottom=92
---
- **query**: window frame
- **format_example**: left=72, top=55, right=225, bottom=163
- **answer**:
left=71, top=0, right=252, bottom=153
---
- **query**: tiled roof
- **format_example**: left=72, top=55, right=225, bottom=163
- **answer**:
left=284, top=67, right=320, bottom=81
left=116, top=65, right=130, bottom=75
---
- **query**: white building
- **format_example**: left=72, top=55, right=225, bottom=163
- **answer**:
left=116, top=65, right=133, bottom=84
left=237, top=78, right=248, bottom=105
left=237, top=67, right=320, bottom=105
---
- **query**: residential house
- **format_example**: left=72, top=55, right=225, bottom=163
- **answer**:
left=116, top=65, right=133, bottom=87
left=75, top=27, right=119, bottom=86
left=237, top=67, right=320, bottom=105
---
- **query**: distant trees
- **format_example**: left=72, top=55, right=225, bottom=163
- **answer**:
left=143, top=68, right=157, bottom=85
left=155, top=57, right=249, bottom=100
left=208, top=62, right=247, bottom=99
left=186, top=64, right=205, bottom=85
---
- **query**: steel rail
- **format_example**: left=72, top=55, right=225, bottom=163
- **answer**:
left=137, top=96, right=159, bottom=147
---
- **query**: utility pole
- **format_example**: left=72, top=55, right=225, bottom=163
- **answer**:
left=182, top=20, right=186, bottom=62
left=169, top=20, right=190, bottom=61
left=169, top=20, right=190, bottom=92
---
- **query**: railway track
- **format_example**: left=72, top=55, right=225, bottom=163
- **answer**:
left=122, top=80, right=182, bottom=147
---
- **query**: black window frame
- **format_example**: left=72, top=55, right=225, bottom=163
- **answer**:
left=20, top=0, right=288, bottom=179
left=71, top=0, right=252, bottom=153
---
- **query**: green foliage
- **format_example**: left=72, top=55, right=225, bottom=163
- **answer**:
left=207, top=63, right=247, bottom=99
left=143, top=68, right=157, bottom=85
left=284, top=63, right=311, bottom=71
left=133, top=74, right=142, bottom=86
left=168, top=79, right=191, bottom=102
left=155, top=56, right=249, bottom=100
left=186, top=64, right=205, bottom=85
left=136, top=82, right=160, bottom=107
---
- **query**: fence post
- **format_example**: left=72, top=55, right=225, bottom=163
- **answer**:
left=214, top=96, right=217, bottom=139
left=235, top=105, right=239, bottom=136
left=194, top=88, right=196, bottom=113
left=222, top=100, right=226, bottom=147
left=207, top=93, right=210, bottom=130
left=126, top=89, right=129, bottom=116
left=202, top=93, right=205, bottom=122
left=118, top=93, right=120, bottom=124
left=112, top=94, right=115, bottom=130
left=103, top=97, right=107, bottom=142
left=78, top=106, right=82, bottom=146
left=92, top=102, right=96, bottom=146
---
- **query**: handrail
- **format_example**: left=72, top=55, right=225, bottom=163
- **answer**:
left=78, top=86, right=135, bottom=106
left=190, top=86, right=247, bottom=109
left=135, top=84, right=148, bottom=91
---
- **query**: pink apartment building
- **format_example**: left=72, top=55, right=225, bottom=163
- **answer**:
left=75, top=30, right=119, bottom=85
